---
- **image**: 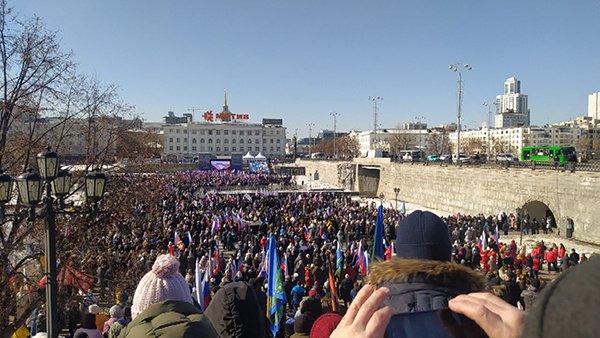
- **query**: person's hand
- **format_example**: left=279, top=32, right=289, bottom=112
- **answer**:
left=449, top=292, right=525, bottom=338
left=330, top=285, right=394, bottom=338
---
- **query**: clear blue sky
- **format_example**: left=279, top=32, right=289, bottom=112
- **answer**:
left=13, top=0, right=600, bottom=138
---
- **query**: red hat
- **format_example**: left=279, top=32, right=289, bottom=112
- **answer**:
left=308, top=289, right=317, bottom=297
left=310, top=313, right=343, bottom=338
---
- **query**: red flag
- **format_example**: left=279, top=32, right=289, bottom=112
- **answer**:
left=169, top=242, right=175, bottom=256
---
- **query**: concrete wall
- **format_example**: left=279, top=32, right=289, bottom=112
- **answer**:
left=297, top=159, right=600, bottom=244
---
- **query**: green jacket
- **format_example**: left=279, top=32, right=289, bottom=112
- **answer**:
left=118, top=300, right=218, bottom=338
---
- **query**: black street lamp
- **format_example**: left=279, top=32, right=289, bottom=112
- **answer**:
left=393, top=187, right=400, bottom=211
left=85, top=168, right=107, bottom=203
left=1, top=146, right=108, bottom=338
left=0, top=171, right=13, bottom=219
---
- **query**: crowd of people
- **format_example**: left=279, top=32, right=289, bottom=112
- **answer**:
left=12, top=170, right=599, bottom=338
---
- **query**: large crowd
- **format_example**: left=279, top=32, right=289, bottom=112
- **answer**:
left=11, top=170, right=599, bottom=338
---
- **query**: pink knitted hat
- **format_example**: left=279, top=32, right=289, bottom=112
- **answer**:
left=131, top=254, right=193, bottom=319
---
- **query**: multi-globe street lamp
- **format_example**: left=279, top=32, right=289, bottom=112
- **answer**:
left=0, top=146, right=108, bottom=338
left=393, top=187, right=400, bottom=211
left=448, top=63, right=472, bottom=165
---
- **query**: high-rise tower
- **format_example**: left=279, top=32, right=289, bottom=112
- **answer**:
left=495, top=77, right=529, bottom=128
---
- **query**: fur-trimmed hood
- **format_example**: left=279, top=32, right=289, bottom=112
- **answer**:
left=366, top=258, right=486, bottom=314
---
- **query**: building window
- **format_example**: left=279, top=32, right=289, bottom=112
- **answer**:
left=240, top=146, right=244, bottom=151
left=192, top=138, right=197, bottom=143
left=192, top=146, right=197, bottom=151
left=240, top=139, right=244, bottom=144
left=270, top=147, right=274, bottom=151
left=255, top=147, right=260, bottom=151
left=183, top=146, right=187, bottom=151
left=200, top=130, right=205, bottom=135
left=216, top=139, right=221, bottom=143
left=248, top=139, right=252, bottom=144
left=169, top=129, right=173, bottom=133
left=169, top=138, right=173, bottom=143
left=255, top=139, right=260, bottom=144
left=232, top=139, right=236, bottom=144
left=239, top=131, right=244, bottom=135
left=277, top=147, right=281, bottom=151
left=176, top=129, right=180, bottom=134
left=200, top=139, right=205, bottom=143
left=216, top=130, right=221, bottom=135
left=176, top=138, right=180, bottom=143
left=276, top=139, right=280, bottom=143
left=176, top=146, right=180, bottom=151
left=216, top=147, right=221, bottom=152
left=270, top=139, right=274, bottom=143
left=183, top=138, right=187, bottom=143
left=208, top=139, right=213, bottom=143
left=208, top=130, right=213, bottom=135
left=224, top=139, right=229, bottom=144
left=169, top=146, right=173, bottom=151
left=191, top=130, right=197, bottom=135
left=209, top=146, right=213, bottom=151
left=232, top=147, right=236, bottom=151
left=263, top=147, right=267, bottom=151
left=224, top=130, right=228, bottom=135
left=232, top=130, right=236, bottom=135
left=224, top=146, right=229, bottom=151
left=255, top=130, right=260, bottom=135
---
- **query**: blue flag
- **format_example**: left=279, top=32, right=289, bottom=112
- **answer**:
left=266, top=234, right=286, bottom=337
left=373, top=204, right=385, bottom=260
left=336, top=241, right=343, bottom=272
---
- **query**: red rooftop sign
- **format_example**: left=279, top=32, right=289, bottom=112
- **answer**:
left=202, top=110, right=249, bottom=122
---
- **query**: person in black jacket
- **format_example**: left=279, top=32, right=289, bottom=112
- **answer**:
left=367, top=211, right=485, bottom=314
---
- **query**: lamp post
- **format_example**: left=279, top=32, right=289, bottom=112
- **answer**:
left=330, top=112, right=339, bottom=159
left=369, top=96, right=383, bottom=149
left=2, top=146, right=108, bottom=338
left=449, top=63, right=472, bottom=165
left=393, top=187, right=400, bottom=211
left=483, top=102, right=494, bottom=160
left=306, top=123, right=314, bottom=158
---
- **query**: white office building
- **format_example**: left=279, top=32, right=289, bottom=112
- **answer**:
left=495, top=77, right=530, bottom=128
left=451, top=126, right=585, bottom=157
left=160, top=94, right=286, bottom=161
left=589, top=92, right=600, bottom=120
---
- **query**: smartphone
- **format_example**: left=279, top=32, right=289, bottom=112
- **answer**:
left=384, top=309, right=488, bottom=338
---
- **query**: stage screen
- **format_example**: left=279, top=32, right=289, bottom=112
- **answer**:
left=211, top=160, right=231, bottom=171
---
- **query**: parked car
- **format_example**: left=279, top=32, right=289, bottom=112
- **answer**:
left=426, top=154, right=439, bottom=161
left=452, top=154, right=470, bottom=163
left=439, top=154, right=451, bottom=162
left=495, top=153, right=515, bottom=163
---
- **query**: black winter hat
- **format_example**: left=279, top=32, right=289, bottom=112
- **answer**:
left=395, top=210, right=452, bottom=262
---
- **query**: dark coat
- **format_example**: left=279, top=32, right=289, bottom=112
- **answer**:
left=204, top=281, right=269, bottom=338
left=118, top=300, right=217, bottom=338
left=367, top=258, right=486, bottom=314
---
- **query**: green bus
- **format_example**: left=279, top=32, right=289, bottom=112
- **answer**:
left=520, top=146, right=576, bottom=164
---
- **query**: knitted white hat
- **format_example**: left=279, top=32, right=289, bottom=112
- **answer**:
left=131, top=254, right=193, bottom=319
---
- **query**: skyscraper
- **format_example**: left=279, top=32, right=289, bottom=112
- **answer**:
left=495, top=77, right=529, bottom=128
left=589, top=92, right=600, bottom=120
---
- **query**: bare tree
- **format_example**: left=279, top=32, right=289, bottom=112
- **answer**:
left=336, top=135, right=360, bottom=159
left=462, top=137, right=485, bottom=155
left=491, top=136, right=515, bottom=155
left=0, top=1, right=75, bottom=172
left=426, top=131, right=451, bottom=155
left=0, top=3, right=134, bottom=335
left=388, top=133, right=416, bottom=157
